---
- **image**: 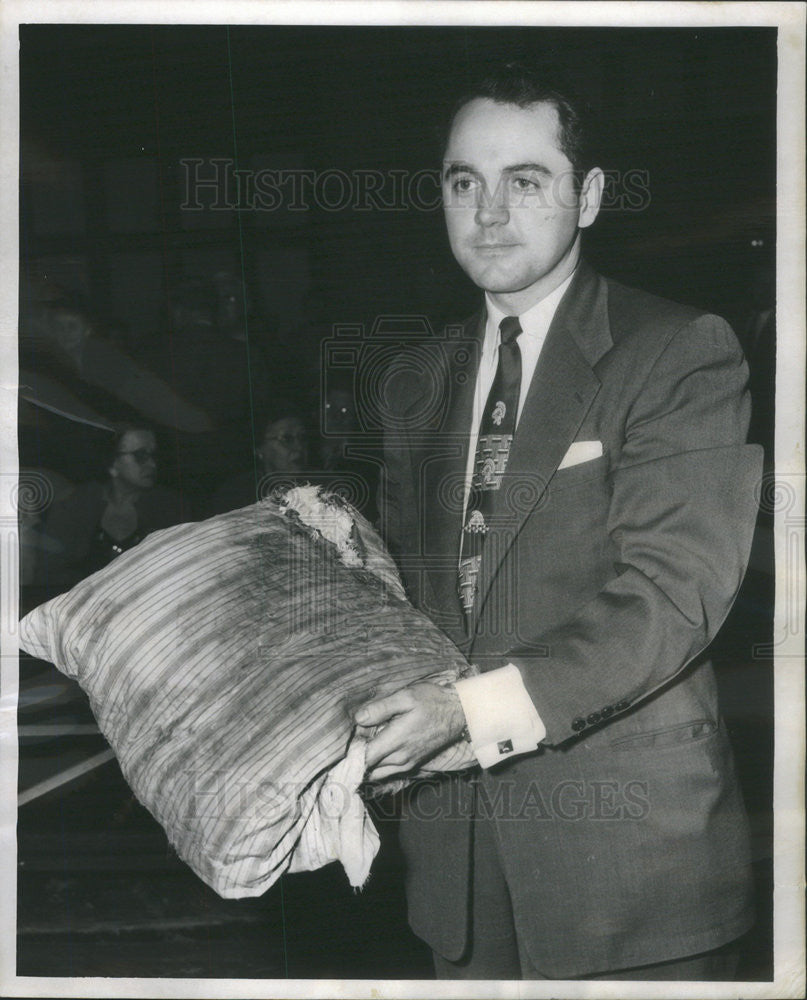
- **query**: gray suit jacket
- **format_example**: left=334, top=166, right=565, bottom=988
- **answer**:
left=380, top=261, right=762, bottom=977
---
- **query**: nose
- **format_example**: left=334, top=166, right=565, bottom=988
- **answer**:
left=474, top=186, right=510, bottom=227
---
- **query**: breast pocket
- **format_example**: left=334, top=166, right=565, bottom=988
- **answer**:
left=548, top=454, right=609, bottom=492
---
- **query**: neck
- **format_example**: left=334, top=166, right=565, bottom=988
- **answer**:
left=487, top=238, right=580, bottom=316
left=109, top=479, right=141, bottom=505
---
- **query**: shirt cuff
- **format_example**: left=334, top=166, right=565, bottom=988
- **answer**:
left=454, top=663, right=546, bottom=769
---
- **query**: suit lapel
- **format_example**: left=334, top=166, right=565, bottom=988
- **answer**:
left=473, top=263, right=613, bottom=627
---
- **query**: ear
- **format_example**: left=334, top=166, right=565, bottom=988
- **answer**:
left=578, top=167, right=604, bottom=229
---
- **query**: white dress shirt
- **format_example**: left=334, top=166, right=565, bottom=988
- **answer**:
left=455, top=271, right=575, bottom=769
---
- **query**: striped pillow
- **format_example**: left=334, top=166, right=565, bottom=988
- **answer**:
left=19, top=488, right=474, bottom=897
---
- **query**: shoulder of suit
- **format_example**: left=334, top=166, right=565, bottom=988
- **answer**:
left=605, top=276, right=708, bottom=334
left=602, top=276, right=735, bottom=352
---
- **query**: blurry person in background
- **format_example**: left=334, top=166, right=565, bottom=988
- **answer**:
left=41, top=425, right=184, bottom=589
left=208, top=405, right=310, bottom=515
left=258, top=412, right=309, bottom=477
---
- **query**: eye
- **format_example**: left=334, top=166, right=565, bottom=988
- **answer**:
left=449, top=175, right=478, bottom=194
left=511, top=175, right=542, bottom=192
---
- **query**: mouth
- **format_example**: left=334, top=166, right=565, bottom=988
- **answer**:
left=473, top=243, right=519, bottom=253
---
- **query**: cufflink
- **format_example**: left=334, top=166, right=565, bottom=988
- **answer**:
left=497, top=739, right=513, bottom=755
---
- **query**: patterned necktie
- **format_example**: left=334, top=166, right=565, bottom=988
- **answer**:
left=458, top=315, right=522, bottom=616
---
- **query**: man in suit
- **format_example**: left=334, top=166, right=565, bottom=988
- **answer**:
left=355, top=64, right=762, bottom=980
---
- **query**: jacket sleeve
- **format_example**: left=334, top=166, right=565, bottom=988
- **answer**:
left=508, top=314, right=764, bottom=746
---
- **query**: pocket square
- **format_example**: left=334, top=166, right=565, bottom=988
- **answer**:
left=558, top=440, right=603, bottom=470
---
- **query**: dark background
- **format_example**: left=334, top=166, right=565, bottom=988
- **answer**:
left=16, top=23, right=776, bottom=982
left=20, top=24, right=776, bottom=339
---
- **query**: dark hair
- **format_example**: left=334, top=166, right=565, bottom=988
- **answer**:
left=444, top=62, right=594, bottom=181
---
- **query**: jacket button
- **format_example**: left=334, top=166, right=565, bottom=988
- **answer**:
left=615, top=700, right=630, bottom=712
left=601, top=705, right=614, bottom=718
left=572, top=717, right=586, bottom=732
left=586, top=711, right=601, bottom=726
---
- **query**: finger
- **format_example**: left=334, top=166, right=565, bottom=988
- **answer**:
left=354, top=689, right=411, bottom=728
left=366, top=762, right=411, bottom=783
left=364, top=736, right=409, bottom=772
left=363, top=715, right=415, bottom=770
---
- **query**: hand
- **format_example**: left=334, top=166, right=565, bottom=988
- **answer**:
left=355, top=682, right=467, bottom=782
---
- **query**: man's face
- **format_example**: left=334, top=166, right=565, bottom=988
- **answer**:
left=258, top=417, right=308, bottom=474
left=111, top=429, right=157, bottom=491
left=442, top=98, right=601, bottom=312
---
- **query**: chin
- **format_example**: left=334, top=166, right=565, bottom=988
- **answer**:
left=463, top=263, right=526, bottom=292
left=472, top=275, right=530, bottom=295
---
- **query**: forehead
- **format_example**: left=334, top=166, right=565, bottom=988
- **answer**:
left=118, top=429, right=154, bottom=452
left=445, top=98, right=569, bottom=170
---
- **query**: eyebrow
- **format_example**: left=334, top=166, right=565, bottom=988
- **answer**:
left=506, top=162, right=553, bottom=177
left=443, top=161, right=553, bottom=180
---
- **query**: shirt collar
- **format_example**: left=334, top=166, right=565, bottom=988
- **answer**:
left=484, top=269, right=576, bottom=347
